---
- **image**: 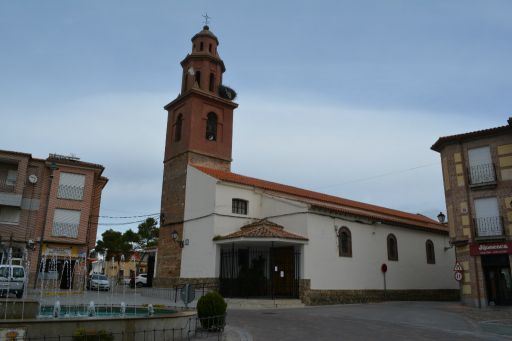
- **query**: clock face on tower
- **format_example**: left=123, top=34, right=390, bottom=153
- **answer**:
left=28, top=174, right=38, bottom=184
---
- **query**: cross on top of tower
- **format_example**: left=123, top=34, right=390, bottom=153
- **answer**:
left=202, top=13, right=211, bottom=26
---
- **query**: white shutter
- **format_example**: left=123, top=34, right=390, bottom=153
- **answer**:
left=0, top=206, right=20, bottom=223
left=52, top=209, right=81, bottom=238
left=59, top=173, right=85, bottom=187
left=6, top=170, right=17, bottom=185
left=474, top=197, right=499, bottom=218
left=468, top=147, right=494, bottom=184
left=474, top=197, right=501, bottom=237
left=58, top=172, right=85, bottom=200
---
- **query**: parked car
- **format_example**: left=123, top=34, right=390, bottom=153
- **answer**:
left=0, top=265, right=25, bottom=298
left=130, top=273, right=147, bottom=288
left=86, top=274, right=110, bottom=291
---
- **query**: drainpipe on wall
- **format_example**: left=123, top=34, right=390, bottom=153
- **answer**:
left=33, top=162, right=57, bottom=288
left=460, top=143, right=482, bottom=308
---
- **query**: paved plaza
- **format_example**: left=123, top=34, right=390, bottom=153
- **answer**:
left=223, top=301, right=512, bottom=341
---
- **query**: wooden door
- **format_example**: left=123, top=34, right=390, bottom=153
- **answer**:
left=272, top=247, right=294, bottom=297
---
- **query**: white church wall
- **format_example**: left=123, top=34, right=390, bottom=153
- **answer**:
left=184, top=166, right=217, bottom=220
left=214, top=182, right=263, bottom=217
left=180, top=215, right=218, bottom=278
left=261, top=194, right=309, bottom=237
left=181, top=167, right=218, bottom=278
left=304, top=214, right=457, bottom=290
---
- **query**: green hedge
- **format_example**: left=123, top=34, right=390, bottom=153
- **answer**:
left=196, top=291, right=227, bottom=330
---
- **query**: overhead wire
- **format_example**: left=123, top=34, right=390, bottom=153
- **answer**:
left=93, top=213, right=160, bottom=219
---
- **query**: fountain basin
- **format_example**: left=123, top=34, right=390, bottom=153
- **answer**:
left=38, top=304, right=176, bottom=318
left=0, top=299, right=39, bottom=319
left=0, top=308, right=196, bottom=341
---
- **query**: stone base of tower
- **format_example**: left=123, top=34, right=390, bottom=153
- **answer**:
left=153, top=277, right=219, bottom=290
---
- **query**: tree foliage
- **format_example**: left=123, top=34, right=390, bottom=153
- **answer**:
left=134, top=217, right=159, bottom=249
left=95, top=229, right=135, bottom=261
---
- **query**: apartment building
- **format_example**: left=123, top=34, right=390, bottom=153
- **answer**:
left=432, top=117, right=512, bottom=306
left=0, top=150, right=107, bottom=288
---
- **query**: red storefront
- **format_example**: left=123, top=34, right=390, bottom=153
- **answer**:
left=470, top=242, right=512, bottom=305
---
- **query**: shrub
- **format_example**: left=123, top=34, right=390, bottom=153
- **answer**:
left=73, top=328, right=114, bottom=341
left=196, top=291, right=227, bottom=330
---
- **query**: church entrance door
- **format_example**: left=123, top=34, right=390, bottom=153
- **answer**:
left=219, top=244, right=301, bottom=298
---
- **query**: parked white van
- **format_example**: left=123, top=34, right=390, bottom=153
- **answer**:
left=0, top=265, right=25, bottom=298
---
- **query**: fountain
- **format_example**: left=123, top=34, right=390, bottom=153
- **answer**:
left=0, top=251, right=196, bottom=340
left=87, top=301, right=96, bottom=317
left=52, top=301, right=61, bottom=318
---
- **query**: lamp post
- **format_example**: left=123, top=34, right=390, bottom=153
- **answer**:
left=437, top=212, right=446, bottom=224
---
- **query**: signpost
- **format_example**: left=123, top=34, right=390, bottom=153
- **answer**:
left=181, top=284, right=195, bottom=308
left=453, top=262, right=463, bottom=282
left=381, top=263, right=387, bottom=298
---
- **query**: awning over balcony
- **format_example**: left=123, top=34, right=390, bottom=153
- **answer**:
left=213, top=219, right=308, bottom=245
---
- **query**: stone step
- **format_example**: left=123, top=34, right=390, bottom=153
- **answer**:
left=225, top=298, right=304, bottom=309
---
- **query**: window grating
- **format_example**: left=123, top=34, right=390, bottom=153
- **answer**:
left=232, top=199, right=248, bottom=215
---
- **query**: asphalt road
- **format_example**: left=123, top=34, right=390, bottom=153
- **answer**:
left=225, top=302, right=512, bottom=341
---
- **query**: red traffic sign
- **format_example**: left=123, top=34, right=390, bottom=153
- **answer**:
left=454, top=271, right=463, bottom=282
left=381, top=263, right=388, bottom=273
left=453, top=262, right=463, bottom=272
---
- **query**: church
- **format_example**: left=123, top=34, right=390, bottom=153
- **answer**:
left=154, top=25, right=459, bottom=304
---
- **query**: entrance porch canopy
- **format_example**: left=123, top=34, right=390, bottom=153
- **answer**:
left=213, top=219, right=308, bottom=245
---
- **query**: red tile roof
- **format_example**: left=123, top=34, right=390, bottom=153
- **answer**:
left=214, top=219, right=308, bottom=241
left=193, top=165, right=446, bottom=233
left=431, top=118, right=511, bottom=152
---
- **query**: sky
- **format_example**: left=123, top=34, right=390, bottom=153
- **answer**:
left=1, top=1, right=511, bottom=239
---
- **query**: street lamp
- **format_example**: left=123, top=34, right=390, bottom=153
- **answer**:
left=171, top=230, right=188, bottom=248
left=437, top=212, right=446, bottom=224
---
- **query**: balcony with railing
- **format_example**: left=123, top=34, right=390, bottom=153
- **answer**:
left=468, top=163, right=496, bottom=187
left=0, top=162, right=18, bottom=193
left=0, top=177, right=16, bottom=193
left=474, top=216, right=504, bottom=239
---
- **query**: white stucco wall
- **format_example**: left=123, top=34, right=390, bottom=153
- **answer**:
left=181, top=167, right=457, bottom=290
left=304, top=213, right=458, bottom=290
left=180, top=167, right=218, bottom=277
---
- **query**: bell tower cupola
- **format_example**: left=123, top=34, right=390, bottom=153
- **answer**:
left=181, top=25, right=225, bottom=94
left=163, top=25, right=238, bottom=171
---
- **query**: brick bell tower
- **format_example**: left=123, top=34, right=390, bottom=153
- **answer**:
left=155, top=26, right=238, bottom=285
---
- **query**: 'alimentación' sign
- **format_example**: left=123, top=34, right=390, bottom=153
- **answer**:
left=470, top=242, right=512, bottom=256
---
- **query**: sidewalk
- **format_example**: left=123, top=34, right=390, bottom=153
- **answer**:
left=444, top=303, right=512, bottom=337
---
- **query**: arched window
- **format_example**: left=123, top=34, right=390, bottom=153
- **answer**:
left=426, top=240, right=435, bottom=264
left=209, top=73, right=215, bottom=92
left=174, top=114, right=183, bottom=142
left=200, top=42, right=204, bottom=51
left=387, top=234, right=398, bottom=261
left=208, top=44, right=212, bottom=53
left=206, top=112, right=217, bottom=141
left=338, top=226, right=352, bottom=257
left=195, top=71, right=201, bottom=89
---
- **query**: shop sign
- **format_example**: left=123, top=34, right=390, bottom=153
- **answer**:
left=43, top=244, right=80, bottom=257
left=469, top=242, right=512, bottom=256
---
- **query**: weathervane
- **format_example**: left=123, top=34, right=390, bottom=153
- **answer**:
left=202, top=13, right=211, bottom=26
